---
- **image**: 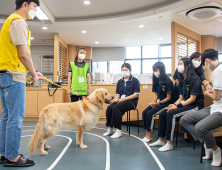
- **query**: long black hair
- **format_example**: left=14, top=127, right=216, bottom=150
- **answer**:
left=189, top=52, right=203, bottom=74
left=74, top=47, right=86, bottom=64
left=177, top=58, right=200, bottom=84
left=152, top=61, right=167, bottom=84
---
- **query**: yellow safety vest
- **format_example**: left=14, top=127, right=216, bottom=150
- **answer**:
left=0, top=13, right=31, bottom=73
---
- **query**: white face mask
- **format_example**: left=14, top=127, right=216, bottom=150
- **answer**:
left=177, top=65, right=185, bottom=74
left=78, top=54, right=86, bottom=60
left=26, top=6, right=36, bottom=19
left=205, top=60, right=213, bottom=72
left=154, top=71, right=160, bottom=78
left=192, top=60, right=201, bottom=69
left=121, top=71, right=130, bottom=78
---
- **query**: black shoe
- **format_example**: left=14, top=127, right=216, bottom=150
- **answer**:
left=3, top=154, right=35, bottom=167
left=0, top=156, right=7, bottom=164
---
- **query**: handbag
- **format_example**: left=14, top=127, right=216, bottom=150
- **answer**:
left=48, top=81, right=62, bottom=96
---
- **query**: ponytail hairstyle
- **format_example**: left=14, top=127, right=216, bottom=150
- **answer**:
left=177, top=58, right=200, bottom=85
left=152, top=61, right=167, bottom=84
left=189, top=52, right=203, bottom=74
left=74, top=47, right=86, bottom=64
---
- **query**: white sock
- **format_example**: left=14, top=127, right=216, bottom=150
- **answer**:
left=141, top=137, right=153, bottom=143
left=158, top=143, right=173, bottom=152
left=103, top=127, right=113, bottom=136
left=149, top=140, right=165, bottom=147
left=110, top=129, right=122, bottom=139
left=203, top=144, right=212, bottom=160
left=211, top=147, right=222, bottom=167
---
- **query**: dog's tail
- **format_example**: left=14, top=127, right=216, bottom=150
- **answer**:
left=28, top=112, right=45, bottom=153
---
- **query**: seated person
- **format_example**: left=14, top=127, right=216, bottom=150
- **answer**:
left=142, top=61, right=173, bottom=143
left=149, top=58, right=204, bottom=152
left=103, top=63, right=140, bottom=139
left=181, top=49, right=222, bottom=167
left=173, top=52, right=212, bottom=141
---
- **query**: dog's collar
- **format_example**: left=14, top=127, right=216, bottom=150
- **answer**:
left=83, top=96, right=89, bottom=100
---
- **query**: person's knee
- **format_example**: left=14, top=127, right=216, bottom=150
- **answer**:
left=159, top=109, right=167, bottom=117
left=195, top=123, right=206, bottom=137
left=180, top=115, right=187, bottom=125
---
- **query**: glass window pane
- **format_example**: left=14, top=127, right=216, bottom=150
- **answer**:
left=125, top=60, right=141, bottom=74
left=126, top=46, right=141, bottom=59
left=160, top=58, right=172, bottom=74
left=219, top=54, right=222, bottom=62
left=109, top=61, right=124, bottom=74
left=142, top=59, right=158, bottom=74
left=160, top=45, right=171, bottom=57
left=92, top=62, right=107, bottom=73
left=142, top=45, right=158, bottom=58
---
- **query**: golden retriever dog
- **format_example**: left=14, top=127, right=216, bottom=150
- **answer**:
left=28, top=88, right=113, bottom=155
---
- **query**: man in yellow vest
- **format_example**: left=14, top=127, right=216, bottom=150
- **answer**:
left=0, top=0, right=44, bottom=167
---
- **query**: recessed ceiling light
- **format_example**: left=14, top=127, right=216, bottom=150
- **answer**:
left=95, top=42, right=99, bottom=44
left=30, top=37, right=34, bottom=40
left=84, top=1, right=90, bottom=5
left=82, top=30, right=87, bottom=33
left=139, top=25, right=144, bottom=28
left=159, top=38, right=163, bottom=40
left=42, top=27, right=48, bottom=30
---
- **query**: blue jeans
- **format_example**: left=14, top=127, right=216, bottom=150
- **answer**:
left=0, top=73, right=26, bottom=159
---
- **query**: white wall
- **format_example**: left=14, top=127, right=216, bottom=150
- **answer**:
left=92, top=47, right=125, bottom=62
left=216, top=37, right=222, bottom=53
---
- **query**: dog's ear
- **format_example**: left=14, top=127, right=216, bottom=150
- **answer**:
left=96, top=90, right=105, bottom=110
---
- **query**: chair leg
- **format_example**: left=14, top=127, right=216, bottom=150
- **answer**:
left=137, top=109, right=139, bottom=133
left=176, top=121, right=179, bottom=146
left=127, top=111, right=128, bottom=131
left=129, top=111, right=130, bottom=135
left=200, top=142, right=204, bottom=163
left=193, top=140, right=195, bottom=150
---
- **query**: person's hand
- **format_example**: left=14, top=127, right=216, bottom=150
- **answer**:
left=167, top=105, right=177, bottom=112
left=151, top=102, right=159, bottom=108
left=168, top=104, right=174, bottom=108
left=204, top=90, right=210, bottom=97
left=206, top=84, right=213, bottom=93
left=32, top=73, right=39, bottom=82
left=114, top=98, right=119, bottom=103
left=36, top=72, right=45, bottom=80
left=117, top=98, right=125, bottom=103
left=68, top=90, right=72, bottom=96
left=87, top=89, right=91, bottom=96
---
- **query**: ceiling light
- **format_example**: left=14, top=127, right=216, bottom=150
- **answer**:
left=36, top=7, right=49, bottom=20
left=42, top=27, right=48, bottom=30
left=30, top=37, right=34, bottom=40
left=95, top=42, right=99, bottom=44
left=84, top=1, right=90, bottom=5
left=159, top=38, right=163, bottom=40
left=217, top=19, right=222, bottom=22
left=82, top=31, right=87, bottom=33
left=139, top=25, right=144, bottom=28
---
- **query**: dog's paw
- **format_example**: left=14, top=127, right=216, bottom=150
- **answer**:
left=40, top=151, right=48, bottom=155
left=44, top=145, right=51, bottom=150
left=80, top=144, right=88, bottom=149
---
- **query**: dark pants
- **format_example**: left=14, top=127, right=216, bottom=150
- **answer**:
left=158, top=105, right=198, bottom=141
left=70, top=95, right=87, bottom=102
left=106, top=101, right=134, bottom=130
left=142, top=104, right=168, bottom=132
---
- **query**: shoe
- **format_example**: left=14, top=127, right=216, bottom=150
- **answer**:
left=3, top=154, right=35, bottom=167
left=0, top=156, right=7, bottom=164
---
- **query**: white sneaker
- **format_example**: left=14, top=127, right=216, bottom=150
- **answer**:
left=110, top=129, right=122, bottom=138
left=141, top=137, right=153, bottom=143
left=158, top=143, right=173, bottom=152
left=103, top=127, right=113, bottom=136
left=149, top=140, right=165, bottom=147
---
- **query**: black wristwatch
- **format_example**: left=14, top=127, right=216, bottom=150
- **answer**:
left=159, top=101, right=161, bottom=105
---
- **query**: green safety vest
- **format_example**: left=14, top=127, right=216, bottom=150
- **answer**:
left=70, top=61, right=89, bottom=95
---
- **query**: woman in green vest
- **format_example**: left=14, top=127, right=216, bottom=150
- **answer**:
left=68, top=47, right=90, bottom=102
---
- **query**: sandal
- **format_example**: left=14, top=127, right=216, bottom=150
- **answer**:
left=0, top=156, right=7, bottom=164
left=3, top=154, right=35, bottom=167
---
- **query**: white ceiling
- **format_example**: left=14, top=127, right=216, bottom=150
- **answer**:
left=0, top=0, right=222, bottom=47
